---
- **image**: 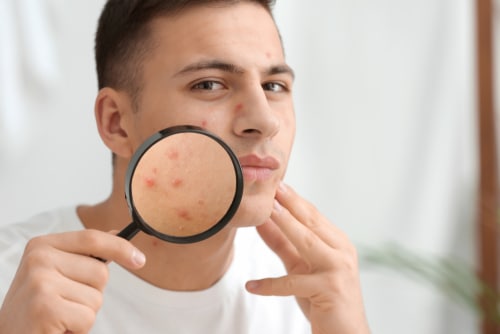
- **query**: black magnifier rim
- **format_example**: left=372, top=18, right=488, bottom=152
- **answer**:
left=124, top=125, right=243, bottom=244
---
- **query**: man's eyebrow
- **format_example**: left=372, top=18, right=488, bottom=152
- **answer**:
left=174, top=59, right=295, bottom=79
left=266, top=64, right=295, bottom=79
left=174, top=60, right=245, bottom=76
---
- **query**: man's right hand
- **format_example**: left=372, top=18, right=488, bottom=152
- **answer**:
left=0, top=229, right=146, bottom=334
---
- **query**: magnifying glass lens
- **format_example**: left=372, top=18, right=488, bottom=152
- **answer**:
left=121, top=126, right=243, bottom=244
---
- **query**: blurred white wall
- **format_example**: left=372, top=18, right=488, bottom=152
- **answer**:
left=0, top=0, right=110, bottom=217
left=1, top=0, right=496, bottom=333
left=275, top=1, right=479, bottom=332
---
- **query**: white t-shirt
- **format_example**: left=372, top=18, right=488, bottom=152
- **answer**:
left=0, top=207, right=310, bottom=333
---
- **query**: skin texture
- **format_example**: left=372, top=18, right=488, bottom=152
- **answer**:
left=130, top=132, right=237, bottom=237
left=0, top=3, right=370, bottom=333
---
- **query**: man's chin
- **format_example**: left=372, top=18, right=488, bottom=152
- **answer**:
left=228, top=198, right=274, bottom=228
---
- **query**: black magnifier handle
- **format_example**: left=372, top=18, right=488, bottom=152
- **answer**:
left=116, top=221, right=141, bottom=240
left=93, top=222, right=140, bottom=262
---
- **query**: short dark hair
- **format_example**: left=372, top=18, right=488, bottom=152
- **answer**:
left=95, top=0, right=276, bottom=108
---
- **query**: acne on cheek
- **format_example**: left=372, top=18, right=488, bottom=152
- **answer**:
left=144, top=174, right=183, bottom=189
left=144, top=176, right=156, bottom=188
left=171, top=178, right=183, bottom=188
left=176, top=208, right=192, bottom=221
left=234, top=103, right=243, bottom=113
left=165, top=149, right=179, bottom=160
left=143, top=167, right=159, bottom=187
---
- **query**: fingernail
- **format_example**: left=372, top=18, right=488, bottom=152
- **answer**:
left=132, top=249, right=146, bottom=266
left=246, top=280, right=260, bottom=291
left=279, top=181, right=287, bottom=193
left=273, top=199, right=282, bottom=212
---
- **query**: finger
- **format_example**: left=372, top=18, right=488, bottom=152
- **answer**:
left=246, top=273, right=321, bottom=298
left=28, top=230, right=146, bottom=270
left=276, top=183, right=350, bottom=248
left=271, top=199, right=334, bottom=268
left=57, top=276, right=104, bottom=312
left=256, top=220, right=309, bottom=274
left=20, top=238, right=111, bottom=292
left=53, top=251, right=110, bottom=291
left=57, top=298, right=98, bottom=334
left=30, top=287, right=98, bottom=334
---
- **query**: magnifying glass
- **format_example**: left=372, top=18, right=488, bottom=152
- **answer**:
left=116, top=125, right=243, bottom=244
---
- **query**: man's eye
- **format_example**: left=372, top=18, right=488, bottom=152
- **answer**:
left=262, top=82, right=287, bottom=92
left=192, top=80, right=224, bottom=90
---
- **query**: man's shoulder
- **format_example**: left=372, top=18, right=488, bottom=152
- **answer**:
left=0, top=206, right=83, bottom=257
left=0, top=206, right=82, bottom=298
left=0, top=206, right=82, bottom=239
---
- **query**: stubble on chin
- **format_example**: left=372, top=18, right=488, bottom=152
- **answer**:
left=228, top=194, right=275, bottom=229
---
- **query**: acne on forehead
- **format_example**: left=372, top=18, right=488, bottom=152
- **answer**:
left=147, top=2, right=283, bottom=60
left=135, top=2, right=288, bottom=118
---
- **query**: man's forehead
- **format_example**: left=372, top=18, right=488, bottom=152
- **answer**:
left=145, top=3, right=284, bottom=63
left=147, top=2, right=277, bottom=37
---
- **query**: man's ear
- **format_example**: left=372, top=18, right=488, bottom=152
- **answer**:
left=94, top=87, right=135, bottom=158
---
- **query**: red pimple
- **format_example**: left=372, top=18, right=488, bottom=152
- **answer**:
left=166, top=149, right=179, bottom=160
left=176, top=209, right=192, bottom=221
left=171, top=178, right=183, bottom=188
left=235, top=103, right=243, bottom=112
left=197, top=199, right=205, bottom=206
left=201, top=120, right=208, bottom=127
left=144, top=176, right=155, bottom=187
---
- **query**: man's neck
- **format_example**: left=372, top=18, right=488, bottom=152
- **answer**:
left=77, top=190, right=236, bottom=291
left=128, top=226, right=236, bottom=291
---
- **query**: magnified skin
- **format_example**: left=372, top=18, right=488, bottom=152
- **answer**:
left=131, top=132, right=236, bottom=237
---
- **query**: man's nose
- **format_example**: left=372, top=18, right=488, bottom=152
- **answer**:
left=232, top=86, right=280, bottom=140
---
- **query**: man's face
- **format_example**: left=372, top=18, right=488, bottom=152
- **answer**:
left=122, top=2, right=295, bottom=228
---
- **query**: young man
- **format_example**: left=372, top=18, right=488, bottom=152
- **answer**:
left=0, top=1, right=370, bottom=333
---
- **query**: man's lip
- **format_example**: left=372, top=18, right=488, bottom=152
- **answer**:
left=237, top=154, right=280, bottom=182
left=238, top=154, right=280, bottom=169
